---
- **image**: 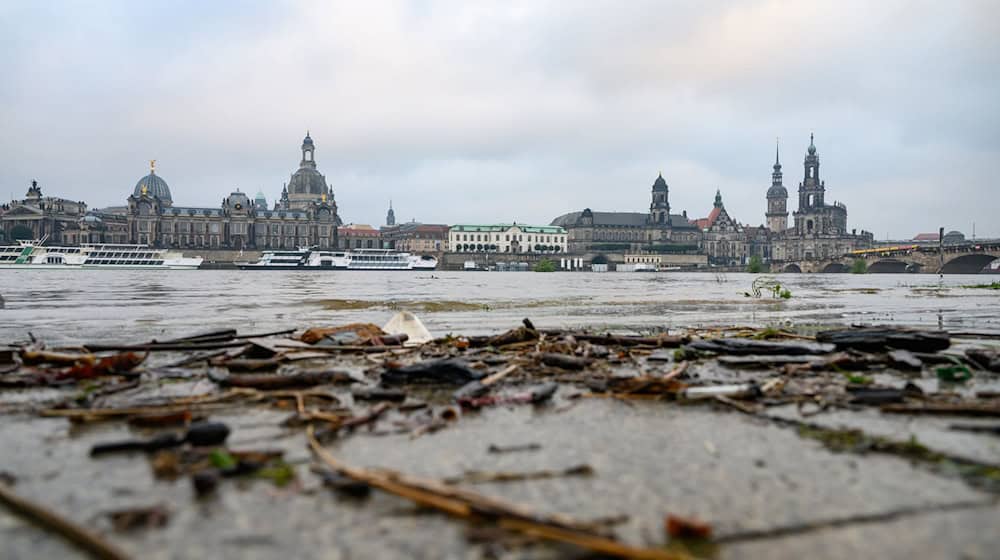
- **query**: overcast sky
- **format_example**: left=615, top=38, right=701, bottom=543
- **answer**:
left=1, top=1, right=997, bottom=239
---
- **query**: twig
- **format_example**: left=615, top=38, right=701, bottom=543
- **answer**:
left=481, top=363, right=520, bottom=386
left=0, top=482, right=130, bottom=560
left=306, top=427, right=692, bottom=560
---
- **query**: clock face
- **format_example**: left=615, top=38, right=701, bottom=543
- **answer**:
left=235, top=203, right=242, bottom=210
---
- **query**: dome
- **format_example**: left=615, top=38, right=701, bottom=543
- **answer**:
left=652, top=173, right=668, bottom=191
left=133, top=172, right=172, bottom=204
left=288, top=167, right=327, bottom=195
left=767, top=184, right=788, bottom=198
left=302, top=132, right=314, bottom=146
left=807, top=133, right=817, bottom=155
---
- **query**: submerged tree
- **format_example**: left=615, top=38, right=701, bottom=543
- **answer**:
left=851, top=259, right=868, bottom=274
left=747, top=255, right=764, bottom=274
left=533, top=259, right=556, bottom=272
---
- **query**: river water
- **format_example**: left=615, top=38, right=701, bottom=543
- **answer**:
left=2, top=270, right=998, bottom=344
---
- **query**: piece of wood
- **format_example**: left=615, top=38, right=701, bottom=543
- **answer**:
left=306, top=427, right=690, bottom=560
left=0, top=482, right=130, bottom=560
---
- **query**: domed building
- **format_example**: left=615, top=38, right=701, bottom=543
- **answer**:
left=132, top=160, right=172, bottom=206
left=122, top=135, right=343, bottom=250
left=282, top=132, right=335, bottom=212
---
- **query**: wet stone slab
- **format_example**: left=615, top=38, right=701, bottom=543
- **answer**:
left=1, top=399, right=993, bottom=559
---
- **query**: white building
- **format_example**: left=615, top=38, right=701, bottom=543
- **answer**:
left=449, top=223, right=567, bottom=254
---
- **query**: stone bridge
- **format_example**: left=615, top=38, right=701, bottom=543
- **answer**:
left=779, top=242, right=1000, bottom=274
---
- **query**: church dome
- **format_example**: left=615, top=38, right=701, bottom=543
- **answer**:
left=652, top=173, right=668, bottom=191
left=133, top=170, right=172, bottom=204
left=288, top=167, right=327, bottom=195
left=767, top=184, right=788, bottom=198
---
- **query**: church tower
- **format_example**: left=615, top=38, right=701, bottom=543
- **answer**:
left=766, top=139, right=789, bottom=232
left=649, top=173, right=671, bottom=225
left=798, top=133, right=825, bottom=210
left=386, top=200, right=396, bottom=226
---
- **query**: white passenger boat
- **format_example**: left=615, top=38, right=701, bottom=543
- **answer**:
left=238, top=248, right=437, bottom=270
left=0, top=240, right=203, bottom=270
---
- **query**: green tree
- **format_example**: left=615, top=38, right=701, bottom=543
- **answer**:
left=533, top=258, right=556, bottom=272
left=747, top=255, right=764, bottom=273
left=851, top=259, right=867, bottom=274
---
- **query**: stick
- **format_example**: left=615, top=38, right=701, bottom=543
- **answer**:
left=0, top=482, right=130, bottom=560
left=481, top=363, right=520, bottom=386
left=306, top=427, right=692, bottom=560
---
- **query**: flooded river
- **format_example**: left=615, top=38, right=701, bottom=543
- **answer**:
left=1, top=270, right=998, bottom=344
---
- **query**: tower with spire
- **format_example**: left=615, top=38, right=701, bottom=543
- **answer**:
left=648, top=173, right=671, bottom=225
left=798, top=133, right=824, bottom=210
left=766, top=138, right=789, bottom=233
left=385, top=200, right=396, bottom=226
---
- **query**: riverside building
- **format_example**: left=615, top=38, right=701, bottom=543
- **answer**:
left=449, top=224, right=566, bottom=254
left=121, top=133, right=342, bottom=250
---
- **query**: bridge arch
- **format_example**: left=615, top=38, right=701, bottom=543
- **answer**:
left=867, top=259, right=910, bottom=274
left=940, top=254, right=999, bottom=274
left=821, top=262, right=849, bottom=273
left=782, top=263, right=802, bottom=273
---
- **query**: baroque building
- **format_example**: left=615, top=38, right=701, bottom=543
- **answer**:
left=381, top=222, right=449, bottom=254
left=124, top=134, right=342, bottom=250
left=695, top=190, right=747, bottom=265
left=768, top=135, right=872, bottom=262
left=0, top=180, right=89, bottom=244
left=550, top=173, right=700, bottom=254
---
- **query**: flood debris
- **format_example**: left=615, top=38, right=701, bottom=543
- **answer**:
left=665, top=513, right=713, bottom=540
left=443, top=464, right=594, bottom=484
left=487, top=443, right=542, bottom=454
left=381, top=357, right=485, bottom=385
left=5, top=320, right=1000, bottom=557
left=383, top=311, right=434, bottom=346
left=685, top=338, right=834, bottom=356
left=815, top=327, right=950, bottom=352
left=215, top=370, right=352, bottom=389
left=0, top=480, right=131, bottom=560
left=105, top=504, right=170, bottom=532
left=90, top=421, right=230, bottom=456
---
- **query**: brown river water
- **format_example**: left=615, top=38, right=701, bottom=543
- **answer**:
left=1, top=270, right=998, bottom=344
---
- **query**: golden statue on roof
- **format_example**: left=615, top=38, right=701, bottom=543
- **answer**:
left=140, top=184, right=148, bottom=196
left=150, top=159, right=156, bottom=174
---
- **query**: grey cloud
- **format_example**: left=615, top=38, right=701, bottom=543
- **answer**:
left=0, top=0, right=997, bottom=237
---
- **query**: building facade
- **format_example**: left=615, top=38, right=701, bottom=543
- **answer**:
left=381, top=222, right=449, bottom=254
left=695, top=190, right=748, bottom=265
left=550, top=173, right=701, bottom=254
left=449, top=224, right=566, bottom=254
left=123, top=135, right=342, bottom=250
left=767, top=135, right=873, bottom=262
left=337, top=224, right=382, bottom=249
left=0, top=181, right=88, bottom=244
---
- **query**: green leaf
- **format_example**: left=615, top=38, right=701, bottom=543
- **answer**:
left=209, top=449, right=237, bottom=470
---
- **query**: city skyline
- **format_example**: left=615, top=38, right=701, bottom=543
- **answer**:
left=1, top=1, right=997, bottom=238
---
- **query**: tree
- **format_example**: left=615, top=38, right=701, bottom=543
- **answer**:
left=533, top=258, right=556, bottom=272
left=747, top=255, right=764, bottom=274
left=851, top=258, right=867, bottom=274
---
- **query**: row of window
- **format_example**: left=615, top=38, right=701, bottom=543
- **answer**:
left=86, top=259, right=164, bottom=266
left=454, top=244, right=563, bottom=253
left=455, top=233, right=563, bottom=243
left=89, top=251, right=159, bottom=259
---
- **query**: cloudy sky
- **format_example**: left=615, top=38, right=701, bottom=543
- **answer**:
left=1, top=1, right=997, bottom=239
